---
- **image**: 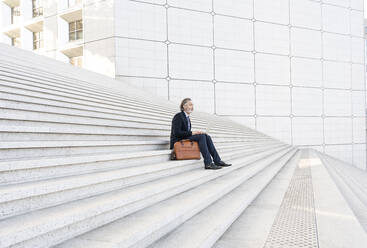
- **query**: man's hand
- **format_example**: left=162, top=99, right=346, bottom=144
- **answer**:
left=192, top=131, right=205, bottom=135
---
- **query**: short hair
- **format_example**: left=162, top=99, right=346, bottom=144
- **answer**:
left=180, top=98, right=192, bottom=111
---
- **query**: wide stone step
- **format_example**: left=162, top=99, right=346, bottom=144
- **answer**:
left=0, top=50, right=175, bottom=111
left=52, top=147, right=294, bottom=248
left=213, top=147, right=301, bottom=248
left=0, top=80, right=254, bottom=134
left=0, top=76, right=182, bottom=121
left=0, top=86, right=190, bottom=126
left=0, top=106, right=175, bottom=128
left=0, top=146, right=290, bottom=247
left=0, top=71, right=255, bottom=134
left=0, top=66, right=177, bottom=113
left=150, top=148, right=300, bottom=248
left=211, top=149, right=367, bottom=248
left=0, top=97, right=174, bottom=128
left=0, top=126, right=271, bottom=146
left=0, top=141, right=282, bottom=185
left=0, top=115, right=259, bottom=139
left=0, top=74, right=240, bottom=133
left=309, top=150, right=367, bottom=248
left=0, top=138, right=265, bottom=155
left=0, top=96, right=251, bottom=137
left=316, top=151, right=367, bottom=233
left=0, top=109, right=252, bottom=138
left=0, top=140, right=170, bottom=160
left=0, top=50, right=174, bottom=110
left=0, top=131, right=270, bottom=142
left=321, top=154, right=367, bottom=205
left=0, top=124, right=169, bottom=137
left=0, top=144, right=283, bottom=220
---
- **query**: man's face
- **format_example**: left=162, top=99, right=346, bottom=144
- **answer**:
left=184, top=101, right=194, bottom=114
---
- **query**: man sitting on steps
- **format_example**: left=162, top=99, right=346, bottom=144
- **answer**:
left=170, top=98, right=232, bottom=170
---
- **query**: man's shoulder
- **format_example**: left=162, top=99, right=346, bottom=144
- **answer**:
left=173, top=112, right=183, bottom=120
left=174, top=112, right=182, bottom=117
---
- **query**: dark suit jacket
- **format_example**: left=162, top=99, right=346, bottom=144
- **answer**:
left=170, top=111, right=192, bottom=149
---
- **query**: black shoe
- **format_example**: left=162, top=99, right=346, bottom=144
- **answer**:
left=205, top=162, right=222, bottom=170
left=215, top=161, right=232, bottom=167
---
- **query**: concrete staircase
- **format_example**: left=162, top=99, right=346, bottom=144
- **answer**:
left=0, top=43, right=367, bottom=248
left=316, top=150, right=367, bottom=234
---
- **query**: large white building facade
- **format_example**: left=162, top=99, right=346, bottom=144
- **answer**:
left=1, top=0, right=366, bottom=169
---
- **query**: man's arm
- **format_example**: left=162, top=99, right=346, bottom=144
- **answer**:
left=172, top=114, right=192, bottom=138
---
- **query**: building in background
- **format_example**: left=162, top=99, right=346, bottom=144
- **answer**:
left=1, top=0, right=366, bottom=169
left=0, top=0, right=85, bottom=68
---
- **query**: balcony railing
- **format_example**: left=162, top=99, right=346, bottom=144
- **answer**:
left=11, top=6, right=21, bottom=24
left=11, top=37, right=21, bottom=48
left=32, top=7, right=43, bottom=17
left=32, top=0, right=43, bottom=17
left=33, top=31, right=44, bottom=50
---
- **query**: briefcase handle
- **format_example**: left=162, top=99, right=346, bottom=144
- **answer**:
left=180, top=139, right=194, bottom=146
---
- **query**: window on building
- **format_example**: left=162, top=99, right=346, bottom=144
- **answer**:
left=33, top=31, right=43, bottom=50
left=32, top=0, right=43, bottom=17
left=69, top=20, right=83, bottom=41
left=70, top=56, right=83, bottom=67
left=11, top=6, right=20, bottom=24
left=11, top=37, right=21, bottom=48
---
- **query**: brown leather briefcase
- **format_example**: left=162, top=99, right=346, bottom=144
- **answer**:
left=171, top=139, right=201, bottom=160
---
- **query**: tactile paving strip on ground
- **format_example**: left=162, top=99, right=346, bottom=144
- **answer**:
left=263, top=150, right=319, bottom=248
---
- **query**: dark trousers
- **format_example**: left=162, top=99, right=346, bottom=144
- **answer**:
left=187, top=134, right=221, bottom=165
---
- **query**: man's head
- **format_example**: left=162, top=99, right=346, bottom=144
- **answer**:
left=180, top=98, right=193, bottom=114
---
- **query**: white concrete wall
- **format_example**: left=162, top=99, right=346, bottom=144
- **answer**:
left=0, top=2, right=11, bottom=44
left=57, top=16, right=69, bottom=46
left=0, top=1, right=11, bottom=28
left=82, top=0, right=115, bottom=76
left=43, top=15, right=58, bottom=54
left=20, top=27, right=33, bottom=50
left=20, top=0, right=32, bottom=22
left=43, top=0, right=59, bottom=55
left=114, top=0, right=367, bottom=169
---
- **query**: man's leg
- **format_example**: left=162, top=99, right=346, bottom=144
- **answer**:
left=205, top=134, right=221, bottom=163
left=188, top=134, right=212, bottom=165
